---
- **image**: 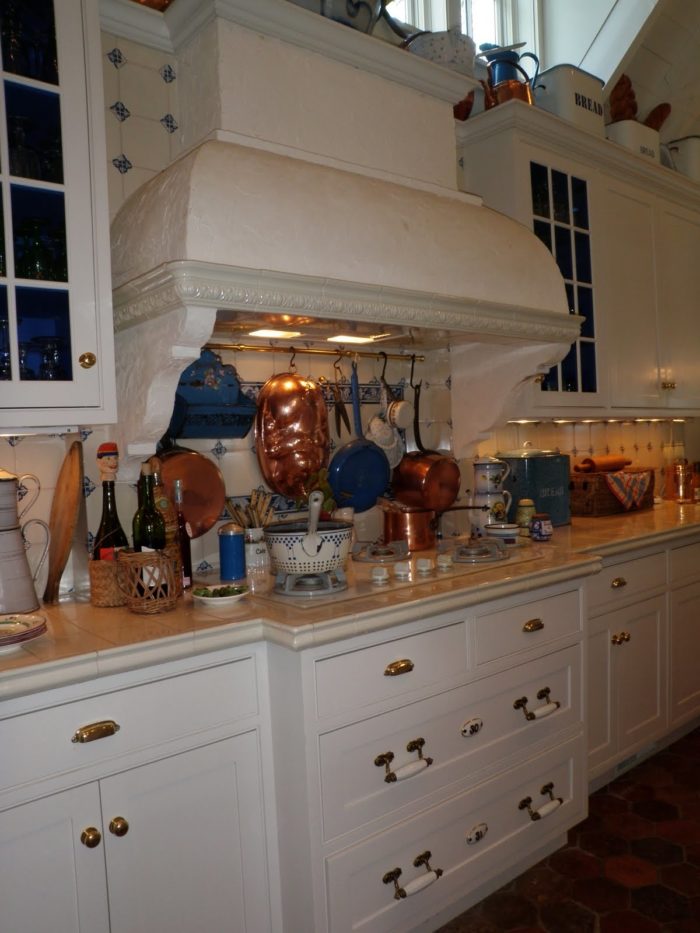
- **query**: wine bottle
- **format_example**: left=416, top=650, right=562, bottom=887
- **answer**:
left=93, top=442, right=128, bottom=560
left=132, top=462, right=166, bottom=552
left=150, top=462, right=178, bottom=549
left=173, top=479, right=193, bottom=590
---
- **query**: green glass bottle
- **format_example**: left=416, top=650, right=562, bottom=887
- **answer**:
left=132, top=462, right=165, bottom=552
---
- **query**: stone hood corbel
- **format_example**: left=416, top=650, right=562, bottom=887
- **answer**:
left=111, top=139, right=580, bottom=475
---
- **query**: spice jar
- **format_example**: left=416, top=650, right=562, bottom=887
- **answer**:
left=515, top=498, right=536, bottom=536
left=529, top=512, right=553, bottom=541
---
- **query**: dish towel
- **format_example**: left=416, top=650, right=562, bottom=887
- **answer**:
left=604, top=470, right=652, bottom=510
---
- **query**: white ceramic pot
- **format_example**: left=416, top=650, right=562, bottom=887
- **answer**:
left=473, top=457, right=511, bottom=495
left=471, top=491, right=512, bottom=536
left=0, top=469, right=41, bottom=531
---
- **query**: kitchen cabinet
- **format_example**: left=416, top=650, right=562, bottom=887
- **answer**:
left=456, top=102, right=700, bottom=418
left=0, top=649, right=275, bottom=933
left=270, top=581, right=586, bottom=933
left=0, top=0, right=116, bottom=429
left=668, top=541, right=700, bottom=728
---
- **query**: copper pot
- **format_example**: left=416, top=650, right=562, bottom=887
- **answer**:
left=392, top=380, right=460, bottom=512
left=380, top=499, right=437, bottom=551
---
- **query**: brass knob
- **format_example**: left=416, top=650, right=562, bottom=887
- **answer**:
left=79, top=351, right=97, bottom=369
left=109, top=816, right=129, bottom=837
left=611, top=577, right=627, bottom=589
left=80, top=826, right=102, bottom=848
left=661, top=381, right=676, bottom=390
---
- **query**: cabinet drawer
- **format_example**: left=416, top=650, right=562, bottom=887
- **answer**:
left=313, top=622, right=468, bottom=719
left=319, top=645, right=582, bottom=841
left=669, top=541, right=700, bottom=588
left=473, top=590, right=581, bottom=667
left=0, top=657, right=257, bottom=800
left=325, top=737, right=585, bottom=933
left=587, top=552, right=666, bottom=614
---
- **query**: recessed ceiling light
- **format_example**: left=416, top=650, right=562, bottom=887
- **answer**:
left=248, top=329, right=302, bottom=339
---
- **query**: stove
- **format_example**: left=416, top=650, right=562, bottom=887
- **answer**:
left=249, top=537, right=544, bottom=609
left=351, top=540, right=410, bottom=563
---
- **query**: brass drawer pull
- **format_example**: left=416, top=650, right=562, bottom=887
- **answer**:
left=519, top=781, right=563, bottom=822
left=522, top=618, right=544, bottom=633
left=109, top=816, right=129, bottom=837
left=375, top=737, right=433, bottom=783
left=610, top=576, right=627, bottom=589
left=80, top=826, right=102, bottom=848
left=384, top=658, right=414, bottom=676
left=513, top=687, right=561, bottom=721
left=72, top=719, right=121, bottom=744
left=383, top=850, right=443, bottom=900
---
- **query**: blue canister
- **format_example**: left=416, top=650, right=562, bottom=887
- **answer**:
left=218, top=522, right=246, bottom=581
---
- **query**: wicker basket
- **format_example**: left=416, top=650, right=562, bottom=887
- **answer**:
left=569, top=469, right=655, bottom=517
left=116, top=548, right=178, bottom=613
left=89, top=559, right=126, bottom=608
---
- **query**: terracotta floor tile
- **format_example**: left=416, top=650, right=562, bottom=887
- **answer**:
left=660, top=864, right=700, bottom=897
left=589, top=792, right=630, bottom=815
left=538, top=899, right=596, bottom=933
left=657, top=820, right=700, bottom=846
left=513, top=866, right=572, bottom=904
left=631, top=836, right=685, bottom=865
left=579, top=830, right=629, bottom=858
left=686, top=844, right=700, bottom=868
left=631, top=884, right=691, bottom=923
left=572, top=876, right=630, bottom=912
left=661, top=920, right=700, bottom=932
left=633, top=798, right=681, bottom=822
left=605, top=853, right=658, bottom=888
left=600, top=909, right=661, bottom=933
left=603, top=810, right=655, bottom=840
left=479, top=892, right=538, bottom=930
left=548, top=847, right=601, bottom=879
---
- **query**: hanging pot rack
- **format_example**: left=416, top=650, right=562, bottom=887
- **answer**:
left=206, top=342, right=424, bottom=363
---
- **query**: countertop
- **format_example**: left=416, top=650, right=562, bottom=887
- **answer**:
left=1, top=500, right=699, bottom=701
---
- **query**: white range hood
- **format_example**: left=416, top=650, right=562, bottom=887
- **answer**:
left=110, top=0, right=579, bottom=468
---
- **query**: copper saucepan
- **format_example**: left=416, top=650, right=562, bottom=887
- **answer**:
left=379, top=498, right=437, bottom=551
left=392, top=378, right=460, bottom=512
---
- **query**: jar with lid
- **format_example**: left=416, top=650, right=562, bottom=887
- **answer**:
left=218, top=522, right=246, bottom=581
left=529, top=512, right=553, bottom=541
left=515, top=498, right=536, bottom=536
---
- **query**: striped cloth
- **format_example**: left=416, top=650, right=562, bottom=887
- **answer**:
left=604, top=470, right=652, bottom=510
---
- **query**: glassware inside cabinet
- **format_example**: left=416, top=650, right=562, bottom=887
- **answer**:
left=0, top=0, right=58, bottom=85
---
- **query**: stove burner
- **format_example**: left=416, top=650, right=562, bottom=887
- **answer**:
left=274, top=568, right=348, bottom=597
left=453, top=539, right=509, bottom=564
left=352, top=540, right=410, bottom=563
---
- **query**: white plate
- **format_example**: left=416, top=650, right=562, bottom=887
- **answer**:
left=0, top=613, right=47, bottom=645
left=192, top=585, right=248, bottom=608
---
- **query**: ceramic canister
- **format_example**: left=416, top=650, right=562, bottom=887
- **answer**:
left=499, top=451, right=571, bottom=526
left=218, top=522, right=246, bottom=581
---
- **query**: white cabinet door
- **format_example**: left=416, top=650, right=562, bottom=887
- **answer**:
left=0, top=784, right=110, bottom=933
left=587, top=595, right=667, bottom=778
left=654, top=205, right=700, bottom=409
left=0, top=0, right=115, bottom=427
left=596, top=180, right=661, bottom=409
left=669, top=581, right=700, bottom=728
left=103, top=731, right=271, bottom=933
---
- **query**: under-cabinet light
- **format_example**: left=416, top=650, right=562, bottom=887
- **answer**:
left=327, top=334, right=390, bottom=344
left=248, top=328, right=302, bottom=339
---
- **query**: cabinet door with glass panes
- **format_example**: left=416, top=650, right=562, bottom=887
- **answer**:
left=0, top=0, right=115, bottom=428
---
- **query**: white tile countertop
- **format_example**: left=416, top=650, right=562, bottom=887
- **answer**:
left=1, top=500, right=698, bottom=701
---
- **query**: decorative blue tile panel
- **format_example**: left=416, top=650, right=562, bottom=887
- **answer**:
left=110, top=101, right=131, bottom=122
left=160, top=113, right=178, bottom=133
left=107, top=48, right=126, bottom=68
left=112, top=154, right=133, bottom=175
left=82, top=475, right=96, bottom=497
left=210, top=440, right=227, bottom=460
left=160, top=63, right=176, bottom=83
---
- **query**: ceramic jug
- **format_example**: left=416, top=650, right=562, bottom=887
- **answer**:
left=0, top=468, right=41, bottom=530
left=473, top=457, right=511, bottom=495
left=0, top=519, right=50, bottom=613
left=471, top=490, right=512, bottom=536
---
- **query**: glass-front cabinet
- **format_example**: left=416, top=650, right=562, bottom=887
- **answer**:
left=0, top=0, right=115, bottom=428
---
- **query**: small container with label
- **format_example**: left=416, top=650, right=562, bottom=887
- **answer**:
left=245, top=527, right=270, bottom=573
left=529, top=512, right=553, bottom=541
left=515, top=498, right=536, bottom=536
left=218, top=522, right=246, bottom=581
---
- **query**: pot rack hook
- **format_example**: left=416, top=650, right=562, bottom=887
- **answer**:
left=409, top=354, right=421, bottom=389
left=289, top=347, right=297, bottom=372
left=379, top=350, right=389, bottom=382
left=333, top=350, right=344, bottom=375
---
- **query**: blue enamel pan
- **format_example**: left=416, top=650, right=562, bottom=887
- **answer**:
left=328, top=361, right=390, bottom=513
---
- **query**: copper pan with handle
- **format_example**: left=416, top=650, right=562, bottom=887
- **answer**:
left=391, top=367, right=460, bottom=512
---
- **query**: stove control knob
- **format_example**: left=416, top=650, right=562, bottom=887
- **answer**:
left=394, top=561, right=411, bottom=579
left=416, top=558, right=434, bottom=574
left=372, top=566, right=390, bottom=585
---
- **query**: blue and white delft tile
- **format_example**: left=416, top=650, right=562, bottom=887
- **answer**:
left=110, top=101, right=131, bottom=122
left=160, top=64, right=176, bottom=83
left=82, top=475, right=96, bottom=498
left=210, top=440, right=228, bottom=460
left=112, top=154, right=133, bottom=175
left=107, top=48, right=127, bottom=68
left=160, top=113, right=178, bottom=133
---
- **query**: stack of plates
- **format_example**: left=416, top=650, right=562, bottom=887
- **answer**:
left=0, top=613, right=47, bottom=654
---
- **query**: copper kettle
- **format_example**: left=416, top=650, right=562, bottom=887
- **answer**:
left=481, top=61, right=536, bottom=109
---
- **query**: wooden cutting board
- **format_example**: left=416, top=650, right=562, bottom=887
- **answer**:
left=43, top=440, right=84, bottom=604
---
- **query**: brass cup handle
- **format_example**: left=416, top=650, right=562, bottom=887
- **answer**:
left=612, top=631, right=632, bottom=645
left=384, top=658, right=414, bottom=676
left=383, top=850, right=443, bottom=900
left=109, top=816, right=129, bottom=837
left=513, top=687, right=561, bottom=721
left=522, top=618, right=544, bottom=633
left=72, top=719, right=121, bottom=743
left=375, top=737, right=433, bottom=783
left=610, top=576, right=628, bottom=589
left=519, top=781, right=563, bottom=822
left=80, top=826, right=102, bottom=848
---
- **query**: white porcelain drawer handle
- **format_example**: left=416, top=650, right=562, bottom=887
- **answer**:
left=375, top=738, right=433, bottom=783
left=383, top=851, right=443, bottom=900
left=513, top=687, right=561, bottom=721
left=518, top=781, right=563, bottom=821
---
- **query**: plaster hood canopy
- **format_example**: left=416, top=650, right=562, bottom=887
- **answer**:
left=111, top=139, right=580, bottom=465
